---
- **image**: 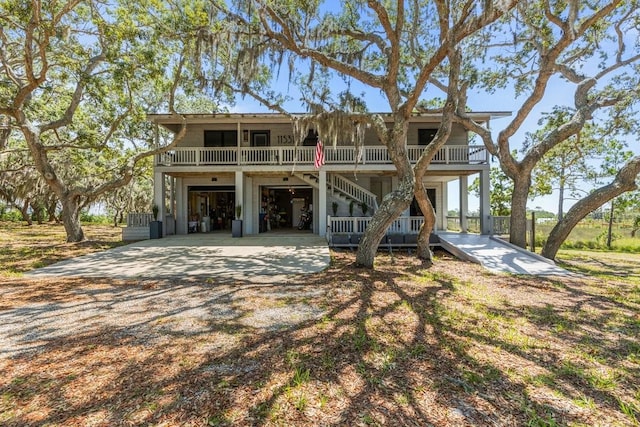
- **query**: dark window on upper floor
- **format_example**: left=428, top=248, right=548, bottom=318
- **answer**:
left=204, top=130, right=238, bottom=147
left=418, top=129, right=438, bottom=145
left=251, top=130, right=270, bottom=147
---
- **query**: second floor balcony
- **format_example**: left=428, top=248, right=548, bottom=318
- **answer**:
left=155, top=144, right=489, bottom=168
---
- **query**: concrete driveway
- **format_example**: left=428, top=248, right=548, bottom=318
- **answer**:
left=26, top=232, right=331, bottom=282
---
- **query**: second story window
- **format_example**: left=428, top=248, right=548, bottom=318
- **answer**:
left=204, top=130, right=237, bottom=147
left=418, top=129, right=438, bottom=145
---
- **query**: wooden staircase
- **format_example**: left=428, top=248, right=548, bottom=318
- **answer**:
left=294, top=173, right=379, bottom=214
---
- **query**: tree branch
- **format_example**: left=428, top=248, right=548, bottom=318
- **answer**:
left=497, top=1, right=622, bottom=158
left=40, top=53, right=106, bottom=132
left=254, top=2, right=386, bottom=90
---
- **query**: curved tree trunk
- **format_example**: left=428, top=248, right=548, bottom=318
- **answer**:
left=509, top=175, right=531, bottom=248
left=355, top=174, right=415, bottom=268
left=606, top=198, right=615, bottom=249
left=557, top=174, right=565, bottom=222
left=355, top=116, right=414, bottom=269
left=414, top=179, right=435, bottom=262
left=32, top=202, right=44, bottom=224
left=19, top=199, right=32, bottom=226
left=46, top=197, right=59, bottom=222
left=542, top=156, right=640, bottom=259
left=47, top=206, right=57, bottom=222
left=60, top=195, right=85, bottom=242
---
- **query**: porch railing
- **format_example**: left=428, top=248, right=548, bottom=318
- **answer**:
left=328, top=216, right=425, bottom=235
left=156, top=145, right=488, bottom=167
left=446, top=216, right=481, bottom=233
left=127, top=213, right=155, bottom=227
left=492, top=216, right=511, bottom=235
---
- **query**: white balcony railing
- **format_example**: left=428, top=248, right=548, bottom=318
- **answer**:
left=155, top=145, right=488, bottom=167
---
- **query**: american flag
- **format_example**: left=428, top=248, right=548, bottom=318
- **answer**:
left=314, top=140, right=325, bottom=169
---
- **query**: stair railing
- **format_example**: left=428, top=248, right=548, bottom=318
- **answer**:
left=331, top=174, right=378, bottom=211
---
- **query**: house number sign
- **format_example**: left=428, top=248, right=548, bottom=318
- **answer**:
left=276, top=135, right=294, bottom=145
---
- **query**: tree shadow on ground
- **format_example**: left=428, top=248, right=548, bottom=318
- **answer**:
left=0, top=251, right=638, bottom=426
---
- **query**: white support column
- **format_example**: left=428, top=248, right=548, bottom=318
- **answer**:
left=153, top=171, right=163, bottom=212
left=175, top=177, right=186, bottom=235
left=245, top=176, right=253, bottom=234
left=235, top=170, right=244, bottom=232
left=169, top=177, right=175, bottom=215
left=153, top=123, right=159, bottom=166
left=459, top=176, right=469, bottom=233
left=319, top=170, right=327, bottom=237
left=440, top=182, right=448, bottom=232
left=153, top=171, right=165, bottom=235
left=479, top=169, right=491, bottom=235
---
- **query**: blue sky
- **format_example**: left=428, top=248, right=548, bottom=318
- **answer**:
left=229, top=76, right=624, bottom=215
left=226, top=39, right=639, bottom=216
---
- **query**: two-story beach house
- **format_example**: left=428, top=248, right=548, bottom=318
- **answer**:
left=123, top=112, right=508, bottom=245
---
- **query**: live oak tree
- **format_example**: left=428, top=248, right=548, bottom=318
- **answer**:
left=0, top=0, right=190, bottom=242
left=455, top=0, right=640, bottom=250
left=531, top=112, right=607, bottom=222
left=541, top=137, right=639, bottom=258
left=0, top=157, right=53, bottom=225
left=99, top=159, right=154, bottom=227
left=203, top=0, right=516, bottom=267
left=541, top=157, right=640, bottom=258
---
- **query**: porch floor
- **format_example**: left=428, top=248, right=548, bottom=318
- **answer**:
left=437, top=233, right=572, bottom=276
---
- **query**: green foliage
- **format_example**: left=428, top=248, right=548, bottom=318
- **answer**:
left=470, top=167, right=513, bottom=216
left=596, top=230, right=621, bottom=246
left=0, top=205, right=21, bottom=222
left=79, top=212, right=111, bottom=225
left=0, top=0, right=226, bottom=241
left=360, top=201, right=368, bottom=216
left=536, top=220, right=640, bottom=252
left=617, top=398, right=640, bottom=424
left=531, top=110, right=610, bottom=218
left=291, top=366, right=310, bottom=387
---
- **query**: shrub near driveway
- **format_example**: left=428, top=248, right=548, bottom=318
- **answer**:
left=0, top=238, right=638, bottom=425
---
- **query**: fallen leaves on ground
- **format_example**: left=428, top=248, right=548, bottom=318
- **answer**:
left=1, top=246, right=639, bottom=426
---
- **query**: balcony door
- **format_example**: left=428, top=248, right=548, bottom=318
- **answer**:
left=418, top=129, right=438, bottom=145
left=251, top=131, right=270, bottom=147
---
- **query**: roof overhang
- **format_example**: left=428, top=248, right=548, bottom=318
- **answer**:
left=147, top=111, right=512, bottom=130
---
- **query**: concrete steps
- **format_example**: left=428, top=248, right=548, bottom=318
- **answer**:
left=122, top=227, right=149, bottom=241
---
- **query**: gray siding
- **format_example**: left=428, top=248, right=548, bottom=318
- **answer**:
left=174, top=120, right=468, bottom=148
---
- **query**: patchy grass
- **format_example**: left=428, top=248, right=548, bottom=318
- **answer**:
left=557, top=249, right=640, bottom=287
left=0, top=222, right=125, bottom=276
left=0, top=226, right=639, bottom=426
left=536, top=222, right=640, bottom=253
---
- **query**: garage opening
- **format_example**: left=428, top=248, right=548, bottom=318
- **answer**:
left=259, top=186, right=313, bottom=232
left=188, top=186, right=235, bottom=232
